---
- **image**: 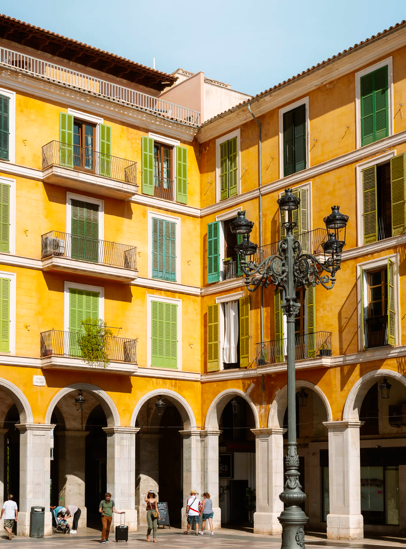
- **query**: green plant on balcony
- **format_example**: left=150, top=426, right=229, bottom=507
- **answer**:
left=78, top=318, right=113, bottom=367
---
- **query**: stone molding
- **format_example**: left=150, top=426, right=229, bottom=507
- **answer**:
left=323, top=421, right=364, bottom=430
left=16, top=423, right=55, bottom=431
left=251, top=428, right=284, bottom=436
left=199, top=430, right=222, bottom=437
left=102, top=427, right=140, bottom=435
left=178, top=429, right=203, bottom=437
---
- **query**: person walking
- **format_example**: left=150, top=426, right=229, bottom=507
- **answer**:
left=199, top=493, right=214, bottom=535
left=144, top=490, right=160, bottom=542
left=1, top=494, right=18, bottom=540
left=99, top=492, right=124, bottom=544
left=65, top=504, right=81, bottom=534
left=184, top=490, right=201, bottom=536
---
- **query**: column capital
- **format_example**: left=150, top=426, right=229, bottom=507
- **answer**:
left=200, top=430, right=222, bottom=437
left=251, top=428, right=284, bottom=436
left=323, top=420, right=364, bottom=430
left=103, top=427, right=140, bottom=435
left=55, top=430, right=89, bottom=437
left=16, top=423, right=55, bottom=432
left=179, top=429, right=203, bottom=437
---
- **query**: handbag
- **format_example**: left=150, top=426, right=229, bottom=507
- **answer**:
left=151, top=503, right=158, bottom=519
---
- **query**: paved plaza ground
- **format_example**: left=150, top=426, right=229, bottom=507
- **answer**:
left=1, top=528, right=405, bottom=549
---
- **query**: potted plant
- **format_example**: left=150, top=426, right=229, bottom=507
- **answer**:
left=319, top=343, right=332, bottom=357
left=78, top=318, right=113, bottom=367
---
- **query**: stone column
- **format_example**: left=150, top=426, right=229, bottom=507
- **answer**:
left=323, top=421, right=364, bottom=540
left=135, top=433, right=160, bottom=527
left=17, top=424, right=54, bottom=536
left=180, top=430, right=203, bottom=530
left=56, top=431, right=88, bottom=528
left=251, top=428, right=284, bottom=534
left=103, top=427, right=139, bottom=533
left=0, top=429, right=8, bottom=509
left=201, top=430, right=221, bottom=529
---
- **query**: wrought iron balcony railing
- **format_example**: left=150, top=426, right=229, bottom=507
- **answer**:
left=40, top=329, right=137, bottom=364
left=42, top=141, right=138, bottom=186
left=41, top=231, right=137, bottom=270
left=255, top=331, right=332, bottom=367
left=0, top=46, right=200, bottom=126
left=222, top=256, right=239, bottom=280
left=153, top=177, right=174, bottom=201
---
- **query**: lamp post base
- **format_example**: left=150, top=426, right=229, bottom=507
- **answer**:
left=278, top=506, right=308, bottom=549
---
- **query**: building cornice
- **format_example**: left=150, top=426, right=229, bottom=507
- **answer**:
left=134, top=277, right=201, bottom=296
left=129, top=194, right=200, bottom=217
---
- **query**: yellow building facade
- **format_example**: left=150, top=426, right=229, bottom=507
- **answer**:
left=0, top=14, right=405, bottom=541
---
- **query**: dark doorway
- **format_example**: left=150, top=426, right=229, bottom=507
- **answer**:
left=4, top=405, right=19, bottom=504
left=85, top=405, right=107, bottom=529
left=230, top=480, right=248, bottom=523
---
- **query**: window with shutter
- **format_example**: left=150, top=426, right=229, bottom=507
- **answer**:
left=390, top=154, right=405, bottom=237
left=151, top=300, right=177, bottom=368
left=99, top=124, right=112, bottom=177
left=280, top=187, right=309, bottom=248
left=0, top=95, right=9, bottom=161
left=207, top=304, right=220, bottom=372
left=0, top=183, right=10, bottom=253
left=71, top=199, right=99, bottom=262
left=283, top=104, right=306, bottom=176
left=0, top=278, right=10, bottom=353
left=239, top=296, right=250, bottom=368
left=69, top=288, right=99, bottom=356
left=219, top=136, right=238, bottom=200
left=361, top=66, right=389, bottom=147
left=207, top=221, right=220, bottom=284
left=152, top=218, right=176, bottom=282
left=60, top=113, right=74, bottom=168
left=362, top=165, right=378, bottom=244
left=176, top=145, right=188, bottom=204
left=142, top=136, right=154, bottom=196
left=387, top=259, right=395, bottom=346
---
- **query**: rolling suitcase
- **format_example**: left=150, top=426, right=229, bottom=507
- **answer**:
left=115, top=513, right=128, bottom=542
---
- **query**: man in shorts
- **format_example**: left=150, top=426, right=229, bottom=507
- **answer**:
left=1, top=494, right=18, bottom=540
left=184, top=490, right=201, bottom=535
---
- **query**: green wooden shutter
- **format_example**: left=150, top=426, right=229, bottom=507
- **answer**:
left=60, top=113, right=74, bottom=168
left=239, top=296, right=250, bottom=368
left=151, top=300, right=161, bottom=367
left=228, top=137, right=238, bottom=197
left=164, top=220, right=176, bottom=282
left=387, top=259, right=395, bottom=346
left=390, top=154, right=405, bottom=236
left=164, top=302, right=177, bottom=368
left=237, top=211, right=246, bottom=276
left=152, top=219, right=176, bottom=281
left=292, top=188, right=301, bottom=240
left=207, top=221, right=220, bottom=284
left=275, top=290, right=284, bottom=362
left=294, top=105, right=306, bottom=172
left=362, top=165, right=378, bottom=244
left=69, top=288, right=99, bottom=356
left=220, top=141, right=229, bottom=200
left=374, top=66, right=389, bottom=142
left=71, top=200, right=99, bottom=262
left=0, top=184, right=10, bottom=253
left=360, top=268, right=365, bottom=350
left=207, top=303, right=220, bottom=372
left=151, top=301, right=177, bottom=368
left=152, top=218, right=163, bottom=279
left=142, top=136, right=154, bottom=196
left=0, top=95, right=9, bottom=161
left=306, top=285, right=316, bottom=358
left=99, top=124, right=112, bottom=177
left=361, top=67, right=389, bottom=146
left=299, top=188, right=309, bottom=253
left=283, top=110, right=294, bottom=177
left=0, top=278, right=10, bottom=352
left=361, top=73, right=374, bottom=146
left=176, top=146, right=188, bottom=204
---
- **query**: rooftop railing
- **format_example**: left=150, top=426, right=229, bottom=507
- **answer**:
left=255, top=331, right=332, bottom=367
left=0, top=46, right=200, bottom=126
left=40, top=329, right=137, bottom=364
left=42, top=141, right=138, bottom=186
left=41, top=230, right=137, bottom=270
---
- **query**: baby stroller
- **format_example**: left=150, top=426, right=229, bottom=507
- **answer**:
left=52, top=507, right=70, bottom=534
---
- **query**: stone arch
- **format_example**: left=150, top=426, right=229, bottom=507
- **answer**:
left=205, top=388, right=260, bottom=430
left=131, top=389, right=196, bottom=430
left=0, top=378, right=33, bottom=424
left=268, top=380, right=332, bottom=428
left=45, top=383, right=120, bottom=427
left=343, top=369, right=406, bottom=421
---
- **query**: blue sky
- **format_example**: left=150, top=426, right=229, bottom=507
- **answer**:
left=1, top=0, right=405, bottom=96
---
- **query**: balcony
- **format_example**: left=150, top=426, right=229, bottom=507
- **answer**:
left=255, top=331, right=332, bottom=367
left=41, top=231, right=138, bottom=282
left=222, top=256, right=239, bottom=280
left=0, top=46, right=200, bottom=126
left=40, top=329, right=137, bottom=374
left=42, top=141, right=138, bottom=199
left=365, top=316, right=388, bottom=348
left=153, top=177, right=174, bottom=201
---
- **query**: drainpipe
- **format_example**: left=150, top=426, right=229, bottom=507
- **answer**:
left=248, top=103, right=264, bottom=350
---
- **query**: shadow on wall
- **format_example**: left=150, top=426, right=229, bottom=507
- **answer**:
left=338, top=282, right=358, bottom=356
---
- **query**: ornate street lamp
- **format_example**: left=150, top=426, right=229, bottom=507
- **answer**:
left=155, top=396, right=165, bottom=416
left=297, top=388, right=309, bottom=407
left=379, top=378, right=392, bottom=399
left=74, top=390, right=86, bottom=412
left=230, top=189, right=348, bottom=549
left=231, top=398, right=239, bottom=415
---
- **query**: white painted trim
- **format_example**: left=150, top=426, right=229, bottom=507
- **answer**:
left=149, top=132, right=180, bottom=147
left=215, top=206, right=242, bottom=222
left=0, top=88, right=16, bottom=164
left=215, top=291, right=244, bottom=304
left=134, top=277, right=200, bottom=295
left=356, top=253, right=400, bottom=351
left=202, top=277, right=245, bottom=296
left=146, top=293, right=182, bottom=370
left=0, top=271, right=16, bottom=355
left=67, top=108, right=104, bottom=125
left=131, top=388, right=196, bottom=429
left=0, top=176, right=16, bottom=255
left=66, top=192, right=104, bottom=240
left=130, top=192, right=199, bottom=217
left=147, top=210, right=181, bottom=282
left=355, top=57, right=393, bottom=149
left=135, top=366, right=200, bottom=381
left=204, top=388, right=259, bottom=430
left=355, top=150, right=396, bottom=247
left=342, top=233, right=406, bottom=261
left=215, top=129, right=241, bottom=203
left=278, top=96, right=310, bottom=179
left=63, top=280, right=105, bottom=333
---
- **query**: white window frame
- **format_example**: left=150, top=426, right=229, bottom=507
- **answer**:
left=356, top=253, right=400, bottom=352
left=355, top=57, right=393, bottom=149
left=356, top=151, right=396, bottom=247
left=147, top=210, right=181, bottom=283
left=215, top=129, right=241, bottom=203
left=149, top=133, right=180, bottom=188
left=278, top=182, right=312, bottom=239
left=279, top=96, right=310, bottom=179
left=63, top=280, right=104, bottom=333
left=147, top=294, right=182, bottom=370
left=0, top=88, right=16, bottom=164
left=215, top=206, right=243, bottom=281
left=0, top=271, right=16, bottom=354
left=0, top=176, right=16, bottom=255
left=67, top=109, right=104, bottom=152
left=215, top=291, right=244, bottom=371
